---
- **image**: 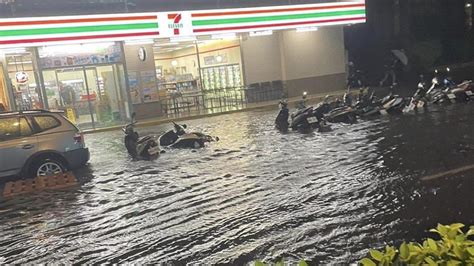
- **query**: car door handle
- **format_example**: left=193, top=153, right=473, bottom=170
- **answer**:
left=22, top=144, right=35, bottom=150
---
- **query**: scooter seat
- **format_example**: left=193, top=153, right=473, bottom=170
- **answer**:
left=180, top=133, right=200, bottom=140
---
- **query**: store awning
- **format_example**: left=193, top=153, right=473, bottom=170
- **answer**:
left=0, top=1, right=366, bottom=48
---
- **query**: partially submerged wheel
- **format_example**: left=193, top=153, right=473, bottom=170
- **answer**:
left=31, top=158, right=66, bottom=178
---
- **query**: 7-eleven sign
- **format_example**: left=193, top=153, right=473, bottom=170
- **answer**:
left=163, top=12, right=193, bottom=37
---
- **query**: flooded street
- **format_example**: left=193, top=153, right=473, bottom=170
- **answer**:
left=1, top=103, right=473, bottom=264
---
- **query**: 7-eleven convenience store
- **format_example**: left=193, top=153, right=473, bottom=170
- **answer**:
left=0, top=1, right=366, bottom=129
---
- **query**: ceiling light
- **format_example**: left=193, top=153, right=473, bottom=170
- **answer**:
left=211, top=33, right=237, bottom=40
left=0, top=48, right=27, bottom=55
left=125, top=39, right=155, bottom=46
left=296, top=26, right=319, bottom=32
left=170, top=36, right=197, bottom=43
left=249, top=30, right=273, bottom=37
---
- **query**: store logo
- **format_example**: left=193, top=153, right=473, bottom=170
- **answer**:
left=168, top=13, right=183, bottom=35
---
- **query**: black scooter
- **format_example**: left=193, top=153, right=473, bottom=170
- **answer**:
left=404, top=78, right=429, bottom=113
left=290, top=106, right=320, bottom=131
left=123, top=113, right=161, bottom=160
left=275, top=101, right=289, bottom=132
left=159, top=122, right=218, bottom=149
left=443, top=68, right=471, bottom=103
left=353, top=90, right=384, bottom=117
left=380, top=88, right=407, bottom=114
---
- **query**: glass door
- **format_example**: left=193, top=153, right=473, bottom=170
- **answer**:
left=42, top=67, right=95, bottom=129
left=87, top=65, right=128, bottom=127
left=42, top=64, right=128, bottom=129
left=58, top=67, right=96, bottom=129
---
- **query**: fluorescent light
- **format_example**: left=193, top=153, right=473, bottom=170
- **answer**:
left=249, top=30, right=273, bottom=37
left=296, top=26, right=319, bottom=32
left=8, top=61, right=33, bottom=65
left=125, top=39, right=155, bottom=46
left=169, top=36, right=197, bottom=43
left=0, top=48, right=27, bottom=55
left=39, top=42, right=115, bottom=57
left=171, top=60, right=178, bottom=66
left=211, top=33, right=237, bottom=40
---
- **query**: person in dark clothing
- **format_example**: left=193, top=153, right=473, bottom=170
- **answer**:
left=380, top=56, right=402, bottom=86
left=60, top=85, right=76, bottom=106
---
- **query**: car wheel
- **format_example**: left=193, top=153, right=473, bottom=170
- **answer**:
left=31, top=158, right=66, bottom=178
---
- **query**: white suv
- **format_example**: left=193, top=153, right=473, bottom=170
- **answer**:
left=0, top=110, right=89, bottom=178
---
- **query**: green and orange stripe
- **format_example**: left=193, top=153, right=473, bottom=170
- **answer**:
left=0, top=1, right=366, bottom=47
left=191, top=2, right=366, bottom=34
left=0, top=14, right=160, bottom=47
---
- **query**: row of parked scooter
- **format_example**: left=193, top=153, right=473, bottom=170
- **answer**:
left=122, top=113, right=219, bottom=161
left=275, top=68, right=474, bottom=132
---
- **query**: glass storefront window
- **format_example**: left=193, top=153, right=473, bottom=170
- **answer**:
left=197, top=39, right=243, bottom=91
left=4, top=48, right=43, bottom=110
left=152, top=37, right=245, bottom=113
left=37, top=42, right=128, bottom=129
left=154, top=41, right=201, bottom=98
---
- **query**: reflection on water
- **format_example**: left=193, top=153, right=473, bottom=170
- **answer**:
left=0, top=104, right=473, bottom=264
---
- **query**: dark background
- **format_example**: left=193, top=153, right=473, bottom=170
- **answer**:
left=345, top=0, right=474, bottom=82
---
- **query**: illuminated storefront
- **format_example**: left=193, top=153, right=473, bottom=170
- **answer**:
left=0, top=1, right=366, bottom=128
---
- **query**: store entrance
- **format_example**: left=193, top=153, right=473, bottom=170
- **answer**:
left=43, top=64, right=127, bottom=129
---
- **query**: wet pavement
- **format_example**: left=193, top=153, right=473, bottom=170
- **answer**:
left=0, top=102, right=473, bottom=264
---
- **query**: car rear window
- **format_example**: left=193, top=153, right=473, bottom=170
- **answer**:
left=0, top=117, right=32, bottom=141
left=33, top=115, right=61, bottom=132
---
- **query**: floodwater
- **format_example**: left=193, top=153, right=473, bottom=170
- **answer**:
left=0, top=103, right=473, bottom=264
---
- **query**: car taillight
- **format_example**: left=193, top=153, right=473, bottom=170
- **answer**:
left=74, top=133, right=84, bottom=144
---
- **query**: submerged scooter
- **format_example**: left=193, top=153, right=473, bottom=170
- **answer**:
left=123, top=113, right=161, bottom=160
left=353, top=89, right=384, bottom=117
left=289, top=92, right=331, bottom=132
left=380, top=86, right=407, bottom=114
left=159, top=122, right=218, bottom=149
left=275, top=100, right=290, bottom=132
left=404, top=76, right=429, bottom=113
left=442, top=68, right=471, bottom=103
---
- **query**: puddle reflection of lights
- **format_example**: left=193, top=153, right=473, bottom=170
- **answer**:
left=249, top=30, right=273, bottom=37
left=296, top=26, right=319, bottom=32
